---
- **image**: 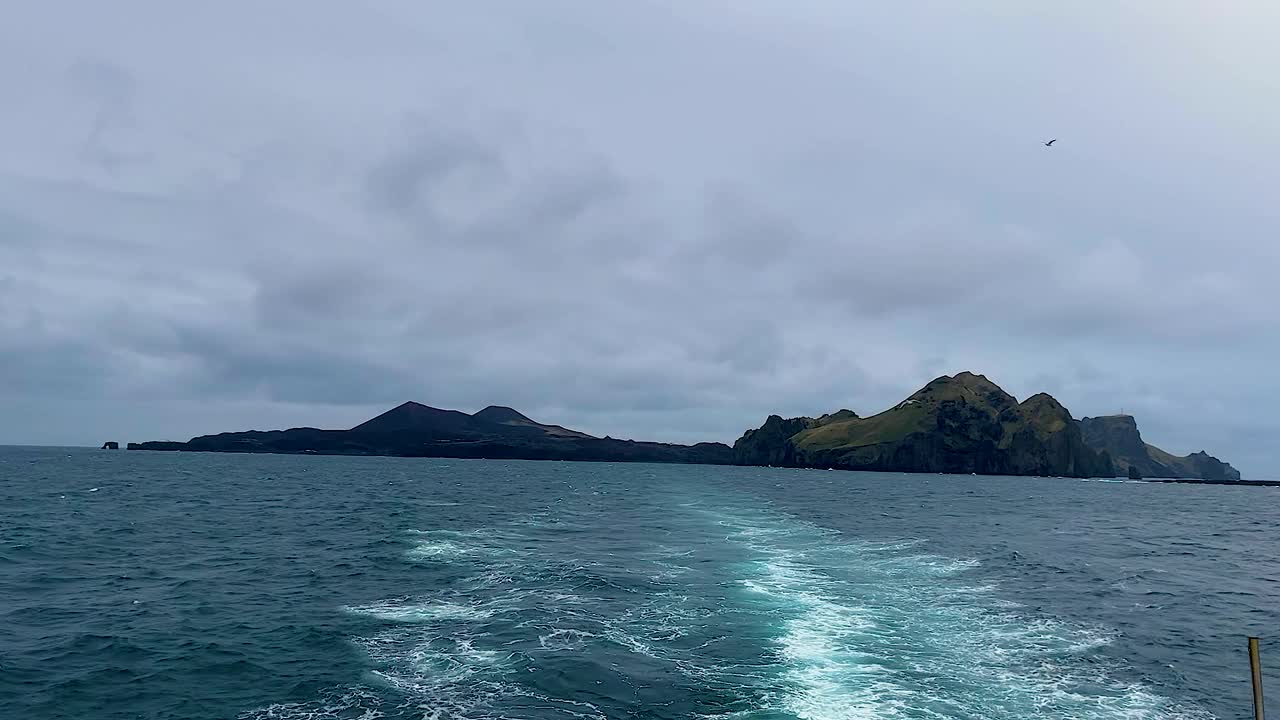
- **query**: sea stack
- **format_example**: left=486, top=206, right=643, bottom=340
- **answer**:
left=101, top=441, right=119, bottom=450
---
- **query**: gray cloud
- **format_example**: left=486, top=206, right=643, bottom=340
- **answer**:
left=2, top=1, right=1278, bottom=476
left=65, top=58, right=146, bottom=172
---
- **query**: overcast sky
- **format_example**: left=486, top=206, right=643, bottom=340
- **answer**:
left=3, top=1, right=1278, bottom=476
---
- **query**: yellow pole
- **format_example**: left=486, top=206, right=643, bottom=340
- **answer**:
left=1250, top=636, right=1265, bottom=720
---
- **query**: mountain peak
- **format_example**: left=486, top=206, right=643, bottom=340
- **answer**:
left=917, top=371, right=999, bottom=392
left=1019, top=392, right=1065, bottom=410
left=909, top=372, right=1017, bottom=411
left=473, top=405, right=534, bottom=424
left=816, top=409, right=859, bottom=424
left=350, top=401, right=473, bottom=433
left=472, top=405, right=596, bottom=439
left=949, top=371, right=1005, bottom=391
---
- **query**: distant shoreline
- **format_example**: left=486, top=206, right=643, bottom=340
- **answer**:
left=1149, top=477, right=1280, bottom=488
left=109, top=443, right=1277, bottom=486
left=103, top=373, right=1248, bottom=483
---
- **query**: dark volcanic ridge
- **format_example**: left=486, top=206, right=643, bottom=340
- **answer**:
left=130, top=402, right=732, bottom=465
left=129, top=373, right=1241, bottom=480
left=1077, top=414, right=1240, bottom=481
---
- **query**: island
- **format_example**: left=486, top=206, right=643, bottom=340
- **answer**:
left=732, top=372, right=1240, bottom=481
left=733, top=372, right=1113, bottom=478
left=128, top=402, right=735, bottom=465
left=129, top=371, right=1244, bottom=482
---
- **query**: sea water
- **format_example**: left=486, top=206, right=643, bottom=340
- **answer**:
left=1, top=447, right=1276, bottom=719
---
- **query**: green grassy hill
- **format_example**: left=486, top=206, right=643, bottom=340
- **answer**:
left=734, top=372, right=1112, bottom=478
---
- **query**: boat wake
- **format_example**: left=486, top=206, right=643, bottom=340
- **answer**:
left=243, top=495, right=1213, bottom=719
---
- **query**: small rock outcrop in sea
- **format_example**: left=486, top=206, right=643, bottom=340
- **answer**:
left=101, top=441, right=118, bottom=450
left=1077, top=415, right=1240, bottom=481
left=733, top=372, right=1114, bottom=478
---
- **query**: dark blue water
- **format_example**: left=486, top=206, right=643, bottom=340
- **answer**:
left=2, top=447, right=1276, bottom=719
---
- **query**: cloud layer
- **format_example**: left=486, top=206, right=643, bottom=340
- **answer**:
left=3, top=1, right=1279, bottom=475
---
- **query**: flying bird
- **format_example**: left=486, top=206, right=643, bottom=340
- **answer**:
left=1044, top=138, right=1057, bottom=147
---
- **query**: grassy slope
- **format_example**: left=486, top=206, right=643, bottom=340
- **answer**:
left=1145, top=444, right=1180, bottom=464
left=794, top=403, right=928, bottom=450
left=1144, top=444, right=1194, bottom=475
left=792, top=373, right=1012, bottom=452
left=998, top=394, right=1068, bottom=448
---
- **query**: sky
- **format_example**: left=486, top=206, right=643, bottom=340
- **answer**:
left=2, top=1, right=1279, bottom=476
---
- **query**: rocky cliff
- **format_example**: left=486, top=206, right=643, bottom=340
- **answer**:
left=1077, top=415, right=1240, bottom=481
left=734, top=373, right=1114, bottom=478
left=732, top=412, right=856, bottom=465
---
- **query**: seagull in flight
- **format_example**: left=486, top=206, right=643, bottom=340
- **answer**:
left=1043, top=138, right=1058, bottom=147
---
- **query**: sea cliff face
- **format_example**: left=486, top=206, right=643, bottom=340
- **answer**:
left=733, top=374, right=1238, bottom=480
left=732, top=415, right=818, bottom=466
left=733, top=373, right=1114, bottom=478
left=1077, top=415, right=1240, bottom=481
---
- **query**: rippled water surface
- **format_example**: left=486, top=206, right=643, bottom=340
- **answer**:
left=2, top=447, right=1277, bottom=719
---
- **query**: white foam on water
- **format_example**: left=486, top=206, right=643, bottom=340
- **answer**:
left=359, top=635, right=607, bottom=720
left=245, top=511, right=653, bottom=719
left=347, top=600, right=494, bottom=623
left=353, top=629, right=520, bottom=719
left=539, top=628, right=597, bottom=651
left=649, top=561, right=693, bottom=581
left=743, top=558, right=894, bottom=719
left=250, top=502, right=1215, bottom=720
left=403, top=528, right=522, bottom=563
left=643, top=544, right=697, bottom=581
left=239, top=686, right=391, bottom=720
left=373, top=635, right=508, bottom=683
left=406, top=540, right=470, bottom=560
left=704, top=505, right=1215, bottom=720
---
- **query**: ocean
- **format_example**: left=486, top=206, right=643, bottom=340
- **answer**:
left=1, top=446, right=1276, bottom=719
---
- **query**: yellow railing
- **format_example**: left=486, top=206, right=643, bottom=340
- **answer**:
left=1251, top=637, right=1266, bottom=720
